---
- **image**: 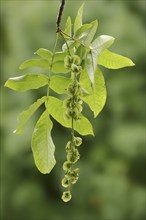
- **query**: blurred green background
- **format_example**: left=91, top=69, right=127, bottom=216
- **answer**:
left=0, top=0, right=145, bottom=219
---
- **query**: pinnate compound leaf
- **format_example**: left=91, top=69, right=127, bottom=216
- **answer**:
left=19, top=59, right=50, bottom=70
left=64, top=16, right=72, bottom=37
left=4, top=74, right=49, bottom=92
left=45, top=96, right=94, bottom=136
left=14, top=96, right=47, bottom=134
left=35, top=48, right=53, bottom=60
left=50, top=75, right=72, bottom=94
left=31, top=111, right=56, bottom=174
left=98, top=49, right=135, bottom=69
left=74, top=3, right=84, bottom=33
left=80, top=68, right=107, bottom=118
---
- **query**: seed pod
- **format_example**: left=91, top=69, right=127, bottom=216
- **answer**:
left=63, top=161, right=72, bottom=171
left=61, top=177, right=70, bottom=188
left=71, top=63, right=80, bottom=73
left=74, top=137, right=82, bottom=146
left=63, top=99, right=71, bottom=109
left=76, top=104, right=83, bottom=113
left=61, top=191, right=72, bottom=202
left=64, top=111, right=71, bottom=120
left=78, top=98, right=83, bottom=105
left=71, top=176, right=78, bottom=184
left=65, top=141, right=72, bottom=152
left=73, top=55, right=81, bottom=65
left=70, top=168, right=80, bottom=184
left=67, top=149, right=80, bottom=164
left=64, top=55, right=73, bottom=69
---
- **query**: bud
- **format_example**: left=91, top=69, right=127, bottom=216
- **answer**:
left=61, top=191, right=72, bottom=202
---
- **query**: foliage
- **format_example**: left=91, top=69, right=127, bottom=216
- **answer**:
left=4, top=3, right=134, bottom=202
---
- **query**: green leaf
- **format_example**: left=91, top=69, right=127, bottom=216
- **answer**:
left=86, top=52, right=96, bottom=85
left=62, top=40, right=79, bottom=55
left=64, top=16, right=72, bottom=37
left=76, top=45, right=87, bottom=60
left=19, top=59, right=50, bottom=70
left=35, top=48, right=53, bottom=60
left=90, top=35, right=115, bottom=56
left=74, top=23, right=93, bottom=40
left=53, top=52, right=67, bottom=61
left=4, top=74, right=49, bottom=92
left=74, top=21, right=98, bottom=47
left=83, top=20, right=98, bottom=46
left=50, top=75, right=72, bottom=94
left=98, top=49, right=135, bottom=69
left=80, top=68, right=107, bottom=118
left=51, top=61, right=70, bottom=74
left=14, top=96, right=46, bottom=134
left=74, top=3, right=84, bottom=33
left=45, top=96, right=94, bottom=136
left=31, top=110, right=56, bottom=174
left=86, top=34, right=114, bottom=85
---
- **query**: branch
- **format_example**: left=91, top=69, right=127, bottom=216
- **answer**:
left=56, top=0, right=65, bottom=32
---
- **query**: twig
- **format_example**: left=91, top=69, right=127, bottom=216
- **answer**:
left=56, top=0, right=65, bottom=32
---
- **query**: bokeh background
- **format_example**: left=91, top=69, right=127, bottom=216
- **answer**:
left=0, top=0, right=145, bottom=219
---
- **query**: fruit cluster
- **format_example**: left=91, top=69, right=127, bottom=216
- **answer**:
left=61, top=137, right=82, bottom=202
left=64, top=54, right=82, bottom=74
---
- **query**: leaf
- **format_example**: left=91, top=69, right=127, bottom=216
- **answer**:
left=90, top=35, right=115, bottom=56
left=80, top=68, right=107, bottom=118
left=83, top=20, right=98, bottom=46
left=14, top=96, right=46, bottom=134
left=64, top=16, right=72, bottom=37
left=62, top=40, right=78, bottom=55
left=74, top=3, right=84, bottom=33
left=86, top=52, right=95, bottom=85
left=74, top=23, right=93, bottom=40
left=76, top=45, right=87, bottom=60
left=35, top=48, right=53, bottom=60
left=31, top=110, right=56, bottom=174
left=74, top=21, right=98, bottom=47
left=50, top=75, right=72, bottom=94
left=86, top=35, right=114, bottom=85
left=19, top=59, right=50, bottom=70
left=53, top=52, right=67, bottom=61
left=45, top=96, right=94, bottom=136
left=51, top=61, right=70, bottom=74
left=4, top=74, right=49, bottom=92
left=98, top=49, right=135, bottom=69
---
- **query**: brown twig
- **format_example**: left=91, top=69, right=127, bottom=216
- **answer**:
left=56, top=0, right=65, bottom=32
